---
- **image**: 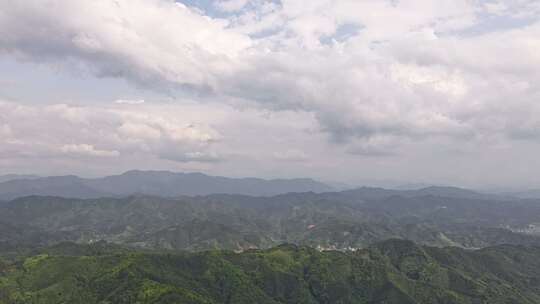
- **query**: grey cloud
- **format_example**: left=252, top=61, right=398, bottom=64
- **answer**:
left=273, top=150, right=309, bottom=162
left=0, top=0, right=250, bottom=90
left=1, top=0, right=540, bottom=159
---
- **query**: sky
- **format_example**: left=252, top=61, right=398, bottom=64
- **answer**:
left=0, top=0, right=539, bottom=189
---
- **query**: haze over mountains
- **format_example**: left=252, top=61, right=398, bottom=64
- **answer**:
left=0, top=174, right=40, bottom=183
left=2, top=171, right=540, bottom=304
left=3, top=0, right=540, bottom=302
left=2, top=182, right=540, bottom=253
left=0, top=170, right=334, bottom=200
left=4, top=171, right=540, bottom=201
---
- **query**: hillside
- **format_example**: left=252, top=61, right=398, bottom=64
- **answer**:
left=2, top=191, right=540, bottom=253
left=1, top=240, right=540, bottom=304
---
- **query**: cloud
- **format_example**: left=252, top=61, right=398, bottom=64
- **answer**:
left=0, top=0, right=251, bottom=89
left=60, top=144, right=119, bottom=158
left=273, top=149, right=308, bottom=162
left=346, top=136, right=401, bottom=157
left=0, top=100, right=220, bottom=163
left=115, top=99, right=145, bottom=105
left=160, top=151, right=223, bottom=163
left=0, top=124, right=12, bottom=137
left=482, top=0, right=540, bottom=18
left=1, top=0, right=540, bottom=159
left=214, top=0, right=248, bottom=12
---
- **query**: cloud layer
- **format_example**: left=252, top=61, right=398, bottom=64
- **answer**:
left=2, top=0, right=539, bottom=148
left=0, top=100, right=219, bottom=162
left=0, top=0, right=539, bottom=187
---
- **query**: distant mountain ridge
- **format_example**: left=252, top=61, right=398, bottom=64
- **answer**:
left=505, top=189, right=540, bottom=199
left=0, top=170, right=501, bottom=201
left=0, top=170, right=334, bottom=200
left=0, top=174, right=40, bottom=183
left=339, top=185, right=492, bottom=201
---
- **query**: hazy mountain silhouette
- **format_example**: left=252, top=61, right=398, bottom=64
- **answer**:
left=0, top=170, right=334, bottom=200
left=0, top=174, right=40, bottom=183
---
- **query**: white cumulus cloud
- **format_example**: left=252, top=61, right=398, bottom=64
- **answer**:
left=0, top=100, right=220, bottom=163
left=115, top=99, right=145, bottom=105
left=1, top=0, right=540, bottom=186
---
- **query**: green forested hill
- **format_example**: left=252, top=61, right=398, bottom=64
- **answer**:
left=1, top=240, right=540, bottom=304
left=2, top=193, right=540, bottom=253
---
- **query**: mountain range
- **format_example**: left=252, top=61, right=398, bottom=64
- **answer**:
left=0, top=174, right=40, bottom=183
left=2, top=171, right=540, bottom=303
left=0, top=170, right=334, bottom=200
left=1, top=186, right=539, bottom=253
left=4, top=171, right=540, bottom=200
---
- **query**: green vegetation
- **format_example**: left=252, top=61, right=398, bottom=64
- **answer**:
left=1, top=240, right=540, bottom=304
left=1, top=189, right=540, bottom=303
left=2, top=192, right=540, bottom=254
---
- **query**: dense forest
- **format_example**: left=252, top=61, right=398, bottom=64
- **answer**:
left=2, top=175, right=540, bottom=303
